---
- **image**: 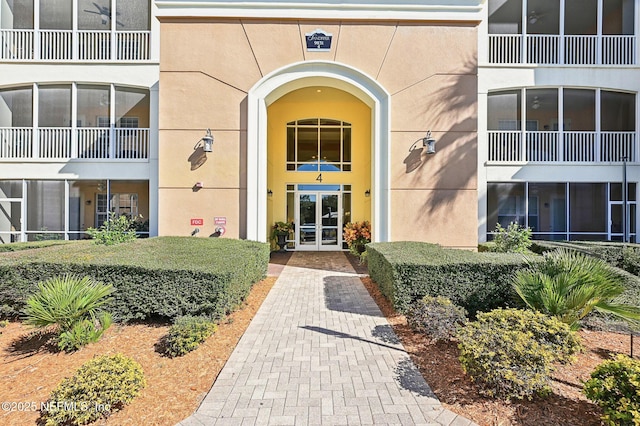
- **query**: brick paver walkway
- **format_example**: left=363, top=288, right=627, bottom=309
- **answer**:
left=177, top=252, right=476, bottom=426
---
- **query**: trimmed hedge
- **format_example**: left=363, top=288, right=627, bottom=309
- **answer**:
left=367, top=242, right=537, bottom=316
left=0, top=237, right=269, bottom=322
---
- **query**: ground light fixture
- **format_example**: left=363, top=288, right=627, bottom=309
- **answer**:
left=423, top=131, right=436, bottom=154
left=195, top=128, right=214, bottom=153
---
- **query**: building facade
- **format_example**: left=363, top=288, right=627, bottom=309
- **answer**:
left=1, top=0, right=637, bottom=249
left=480, top=0, right=639, bottom=243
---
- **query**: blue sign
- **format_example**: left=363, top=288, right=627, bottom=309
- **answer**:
left=305, top=29, right=333, bottom=51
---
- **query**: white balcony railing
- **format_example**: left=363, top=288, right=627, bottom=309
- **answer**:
left=0, top=29, right=150, bottom=61
left=489, top=34, right=636, bottom=65
left=0, top=127, right=149, bottom=160
left=488, top=131, right=636, bottom=163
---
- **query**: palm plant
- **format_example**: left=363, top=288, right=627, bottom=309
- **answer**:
left=24, top=274, right=114, bottom=351
left=513, top=248, right=640, bottom=330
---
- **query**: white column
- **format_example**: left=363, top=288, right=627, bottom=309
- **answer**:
left=521, top=88, right=526, bottom=161
left=32, top=83, right=38, bottom=158
left=109, top=84, right=116, bottom=158
left=33, top=0, right=39, bottom=59
left=596, top=0, right=603, bottom=64
left=72, top=0, right=78, bottom=60
left=558, top=87, right=564, bottom=161
left=477, top=91, right=488, bottom=242
left=559, top=0, right=565, bottom=64
left=64, top=179, right=69, bottom=240
left=110, top=0, right=117, bottom=60
left=21, top=179, right=26, bottom=242
left=71, top=82, right=77, bottom=158
left=522, top=0, right=527, bottom=63
left=595, top=88, right=601, bottom=161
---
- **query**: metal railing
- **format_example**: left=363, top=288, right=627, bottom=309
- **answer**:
left=0, top=29, right=150, bottom=61
left=0, top=127, right=149, bottom=160
left=488, top=130, right=636, bottom=162
left=489, top=34, right=636, bottom=65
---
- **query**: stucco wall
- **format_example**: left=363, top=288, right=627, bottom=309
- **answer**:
left=158, top=19, right=478, bottom=248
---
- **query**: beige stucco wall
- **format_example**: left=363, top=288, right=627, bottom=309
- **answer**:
left=158, top=18, right=478, bottom=248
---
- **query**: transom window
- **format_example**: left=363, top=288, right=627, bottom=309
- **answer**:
left=286, top=118, right=352, bottom=172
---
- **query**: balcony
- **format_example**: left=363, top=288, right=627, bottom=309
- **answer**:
left=488, top=131, right=636, bottom=163
left=488, top=0, right=636, bottom=65
left=489, top=34, right=636, bottom=65
left=0, top=29, right=151, bottom=61
left=0, top=127, right=149, bottom=160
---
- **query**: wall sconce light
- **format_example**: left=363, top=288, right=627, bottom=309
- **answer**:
left=195, top=182, right=204, bottom=188
left=194, top=128, right=214, bottom=153
left=267, top=189, right=273, bottom=196
left=365, top=189, right=370, bottom=197
left=423, top=130, right=436, bottom=155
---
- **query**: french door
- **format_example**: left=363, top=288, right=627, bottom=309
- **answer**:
left=296, top=191, right=342, bottom=251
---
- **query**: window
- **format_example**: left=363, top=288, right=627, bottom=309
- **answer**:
left=286, top=118, right=352, bottom=172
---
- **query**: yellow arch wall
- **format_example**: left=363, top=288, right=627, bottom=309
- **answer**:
left=267, top=86, right=371, bottom=241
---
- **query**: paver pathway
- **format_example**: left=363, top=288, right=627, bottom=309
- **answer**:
left=178, top=252, right=476, bottom=426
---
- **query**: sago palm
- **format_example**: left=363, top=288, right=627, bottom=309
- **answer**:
left=513, top=248, right=640, bottom=329
left=24, top=274, right=114, bottom=332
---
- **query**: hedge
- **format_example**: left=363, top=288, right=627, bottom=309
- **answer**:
left=0, top=237, right=269, bottom=322
left=367, top=241, right=536, bottom=316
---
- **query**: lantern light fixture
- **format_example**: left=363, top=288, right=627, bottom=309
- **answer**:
left=194, top=128, right=214, bottom=153
left=423, top=131, right=436, bottom=155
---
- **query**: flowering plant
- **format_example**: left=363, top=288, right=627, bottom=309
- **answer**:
left=343, top=221, right=371, bottom=256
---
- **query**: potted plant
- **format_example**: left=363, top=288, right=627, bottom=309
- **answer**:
left=343, top=221, right=371, bottom=256
left=271, top=221, right=294, bottom=251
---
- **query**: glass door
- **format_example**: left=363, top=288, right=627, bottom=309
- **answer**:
left=296, top=191, right=342, bottom=251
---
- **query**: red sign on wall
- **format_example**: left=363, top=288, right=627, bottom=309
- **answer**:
left=214, top=217, right=227, bottom=225
left=190, top=218, right=204, bottom=226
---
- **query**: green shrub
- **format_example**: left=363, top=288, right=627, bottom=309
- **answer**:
left=492, top=222, right=532, bottom=253
left=0, top=237, right=269, bottom=323
left=457, top=308, right=581, bottom=400
left=0, top=319, right=7, bottom=327
left=583, top=354, right=640, bottom=426
left=367, top=242, right=536, bottom=316
left=514, top=249, right=640, bottom=330
left=23, top=275, right=114, bottom=352
left=41, top=353, right=145, bottom=426
left=164, top=315, right=217, bottom=357
left=57, top=312, right=113, bottom=352
left=406, top=296, right=467, bottom=341
left=86, top=213, right=138, bottom=245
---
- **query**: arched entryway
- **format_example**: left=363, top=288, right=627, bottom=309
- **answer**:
left=246, top=61, right=391, bottom=246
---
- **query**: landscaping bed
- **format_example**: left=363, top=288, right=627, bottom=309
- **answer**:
left=0, top=276, right=277, bottom=426
left=361, top=276, right=637, bottom=426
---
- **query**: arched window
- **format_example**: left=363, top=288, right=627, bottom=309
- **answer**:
left=286, top=118, right=352, bottom=172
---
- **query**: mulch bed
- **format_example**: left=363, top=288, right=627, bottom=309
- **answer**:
left=360, top=276, right=637, bottom=426
left=0, top=276, right=277, bottom=426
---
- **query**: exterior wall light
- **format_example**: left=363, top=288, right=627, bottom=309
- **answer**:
left=195, top=128, right=214, bottom=153
left=365, top=189, right=370, bottom=197
left=267, top=189, right=273, bottom=196
left=423, top=130, right=436, bottom=154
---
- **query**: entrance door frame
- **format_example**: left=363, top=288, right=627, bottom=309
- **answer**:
left=295, top=189, right=343, bottom=251
left=246, top=60, right=391, bottom=243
